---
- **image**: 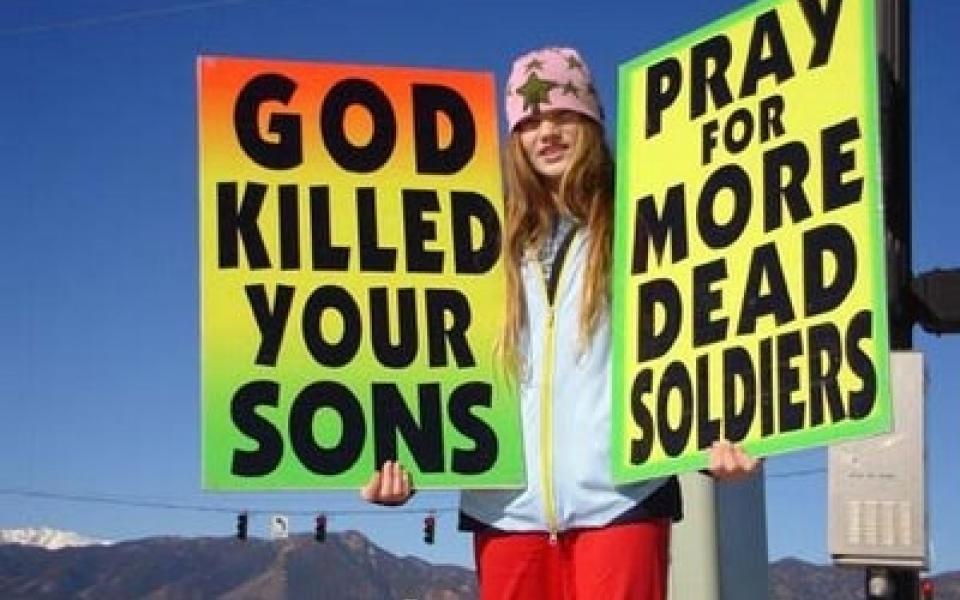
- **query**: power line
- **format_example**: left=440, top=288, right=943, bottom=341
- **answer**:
left=0, top=467, right=825, bottom=517
left=0, top=0, right=262, bottom=37
left=0, top=488, right=457, bottom=517
left=766, top=467, right=826, bottom=479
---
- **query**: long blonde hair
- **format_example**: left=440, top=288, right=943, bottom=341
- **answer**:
left=498, top=116, right=614, bottom=371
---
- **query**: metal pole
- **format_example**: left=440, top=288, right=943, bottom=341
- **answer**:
left=668, top=472, right=768, bottom=600
left=873, top=2, right=918, bottom=597
left=878, top=0, right=913, bottom=350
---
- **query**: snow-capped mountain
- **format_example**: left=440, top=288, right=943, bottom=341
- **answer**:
left=0, top=527, right=112, bottom=550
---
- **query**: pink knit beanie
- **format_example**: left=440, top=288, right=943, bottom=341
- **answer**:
left=504, top=47, right=604, bottom=132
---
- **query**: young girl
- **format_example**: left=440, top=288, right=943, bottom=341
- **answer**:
left=363, top=47, right=758, bottom=600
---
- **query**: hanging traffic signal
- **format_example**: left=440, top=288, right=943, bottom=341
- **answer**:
left=423, top=514, right=436, bottom=545
left=236, top=512, right=249, bottom=540
left=315, top=514, right=327, bottom=543
left=912, top=269, right=960, bottom=334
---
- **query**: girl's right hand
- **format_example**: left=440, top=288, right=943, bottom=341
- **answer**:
left=360, top=460, right=414, bottom=506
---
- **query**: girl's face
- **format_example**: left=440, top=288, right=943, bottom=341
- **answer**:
left=516, top=110, right=582, bottom=192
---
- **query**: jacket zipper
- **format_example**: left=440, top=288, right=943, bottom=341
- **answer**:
left=540, top=304, right=559, bottom=542
left=533, top=227, right=578, bottom=543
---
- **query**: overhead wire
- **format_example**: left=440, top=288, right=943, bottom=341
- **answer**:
left=765, top=467, right=826, bottom=479
left=0, top=487, right=457, bottom=517
left=0, top=466, right=824, bottom=517
left=0, top=0, right=263, bottom=37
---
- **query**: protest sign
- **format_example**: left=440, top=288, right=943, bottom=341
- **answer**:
left=199, top=56, right=521, bottom=489
left=612, top=0, right=891, bottom=481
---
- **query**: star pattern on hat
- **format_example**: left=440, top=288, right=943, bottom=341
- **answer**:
left=525, top=58, right=544, bottom=72
left=516, top=71, right=558, bottom=114
left=561, top=81, right=580, bottom=97
left=565, top=54, right=585, bottom=72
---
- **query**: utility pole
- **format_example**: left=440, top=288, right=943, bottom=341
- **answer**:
left=833, top=1, right=960, bottom=597
left=867, top=1, right=919, bottom=598
left=878, top=0, right=912, bottom=351
left=669, top=473, right=768, bottom=600
left=877, top=1, right=919, bottom=597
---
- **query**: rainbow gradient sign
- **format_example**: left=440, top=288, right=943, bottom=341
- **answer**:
left=199, top=56, right=521, bottom=490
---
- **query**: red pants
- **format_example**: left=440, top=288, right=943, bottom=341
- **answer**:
left=473, top=520, right=670, bottom=600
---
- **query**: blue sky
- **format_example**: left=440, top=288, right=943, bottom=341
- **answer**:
left=1, top=0, right=958, bottom=575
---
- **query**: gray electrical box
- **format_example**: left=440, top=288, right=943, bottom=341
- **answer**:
left=827, top=352, right=928, bottom=568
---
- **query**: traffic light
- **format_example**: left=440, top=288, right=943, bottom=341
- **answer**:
left=912, top=268, right=960, bottom=334
left=315, top=514, right=327, bottom=543
left=921, top=577, right=935, bottom=599
left=423, top=514, right=436, bottom=545
left=236, top=512, right=248, bottom=540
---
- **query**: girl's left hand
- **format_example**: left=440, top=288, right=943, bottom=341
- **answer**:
left=708, top=440, right=762, bottom=482
left=360, top=460, right=415, bottom=506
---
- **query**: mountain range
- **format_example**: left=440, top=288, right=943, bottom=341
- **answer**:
left=1, top=528, right=957, bottom=599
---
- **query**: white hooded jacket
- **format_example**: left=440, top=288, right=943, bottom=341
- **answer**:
left=460, top=227, right=677, bottom=535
